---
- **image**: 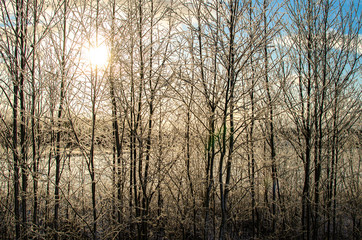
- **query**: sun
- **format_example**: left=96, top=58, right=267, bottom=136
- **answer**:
left=86, top=44, right=109, bottom=68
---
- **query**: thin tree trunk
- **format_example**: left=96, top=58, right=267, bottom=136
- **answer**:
left=13, top=44, right=20, bottom=240
left=89, top=1, right=101, bottom=238
left=109, top=1, right=123, bottom=238
left=141, top=1, right=155, bottom=238
left=136, top=1, right=144, bottom=238
left=218, top=95, right=228, bottom=240
left=194, top=2, right=211, bottom=237
left=263, top=0, right=278, bottom=233
left=185, top=81, right=196, bottom=238
left=220, top=3, right=237, bottom=239
left=248, top=2, right=257, bottom=237
left=129, top=5, right=135, bottom=234
left=156, top=106, right=164, bottom=239
left=302, top=3, right=313, bottom=238
left=327, top=86, right=338, bottom=240
left=204, top=1, right=219, bottom=237
left=330, top=87, right=339, bottom=239
left=314, top=3, right=328, bottom=238
left=250, top=85, right=256, bottom=238
left=90, top=87, right=97, bottom=240
left=31, top=1, right=39, bottom=233
left=45, top=147, right=51, bottom=228
left=54, top=1, right=67, bottom=239
left=19, top=2, right=29, bottom=239
left=13, top=2, right=21, bottom=239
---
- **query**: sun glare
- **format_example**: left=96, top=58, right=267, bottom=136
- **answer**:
left=87, top=44, right=109, bottom=68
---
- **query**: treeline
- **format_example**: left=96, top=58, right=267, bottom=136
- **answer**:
left=0, top=0, right=361, bottom=239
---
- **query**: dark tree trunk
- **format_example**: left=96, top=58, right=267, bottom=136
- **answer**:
left=18, top=1, right=29, bottom=239
left=13, top=64, right=20, bottom=240
left=54, top=1, right=67, bottom=239
left=31, top=0, right=39, bottom=235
